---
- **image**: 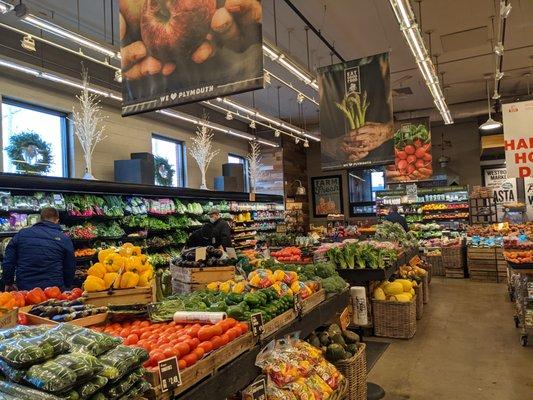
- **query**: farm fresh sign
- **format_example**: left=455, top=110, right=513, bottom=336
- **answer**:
left=502, top=100, right=533, bottom=178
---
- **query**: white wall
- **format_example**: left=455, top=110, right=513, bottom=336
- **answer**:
left=0, top=75, right=249, bottom=189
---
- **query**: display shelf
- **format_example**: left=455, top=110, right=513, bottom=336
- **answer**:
left=171, top=290, right=350, bottom=400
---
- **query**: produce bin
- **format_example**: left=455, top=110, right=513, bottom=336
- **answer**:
left=85, top=286, right=155, bottom=307
left=170, top=264, right=235, bottom=294
left=330, top=377, right=349, bottom=400
left=442, top=246, right=465, bottom=278
left=372, top=298, right=416, bottom=339
left=422, top=274, right=429, bottom=304
left=414, top=285, right=423, bottom=320
left=333, top=343, right=367, bottom=400
left=424, top=253, right=443, bottom=276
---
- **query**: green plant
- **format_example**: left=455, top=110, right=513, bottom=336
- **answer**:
left=154, top=156, right=175, bottom=186
left=5, top=131, right=53, bottom=174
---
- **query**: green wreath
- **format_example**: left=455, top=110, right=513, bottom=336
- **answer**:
left=5, top=131, right=53, bottom=174
left=154, top=156, right=175, bottom=186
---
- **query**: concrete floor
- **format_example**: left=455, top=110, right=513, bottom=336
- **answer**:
left=367, top=277, right=533, bottom=400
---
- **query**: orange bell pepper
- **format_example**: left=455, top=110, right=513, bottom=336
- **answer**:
left=44, top=286, right=62, bottom=299
left=0, top=292, right=16, bottom=309
left=10, top=291, right=25, bottom=308
left=25, top=288, right=46, bottom=305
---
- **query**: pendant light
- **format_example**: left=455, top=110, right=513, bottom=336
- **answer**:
left=479, top=80, right=503, bottom=130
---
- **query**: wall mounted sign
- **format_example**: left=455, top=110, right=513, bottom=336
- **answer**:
left=119, top=0, right=264, bottom=116
left=318, top=52, right=393, bottom=170
left=502, top=99, right=533, bottom=178
left=311, top=176, right=344, bottom=217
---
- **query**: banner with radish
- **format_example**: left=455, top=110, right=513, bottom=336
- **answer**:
left=385, top=121, right=432, bottom=182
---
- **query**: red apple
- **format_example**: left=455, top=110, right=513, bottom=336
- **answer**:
left=119, top=0, right=146, bottom=40
left=140, top=0, right=216, bottom=61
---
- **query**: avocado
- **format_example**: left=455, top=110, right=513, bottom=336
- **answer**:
left=331, top=333, right=347, bottom=347
left=342, top=329, right=360, bottom=344
left=327, top=323, right=342, bottom=337
left=318, top=331, right=331, bottom=346
left=308, top=333, right=321, bottom=348
left=346, top=343, right=359, bottom=354
left=325, top=343, right=345, bottom=362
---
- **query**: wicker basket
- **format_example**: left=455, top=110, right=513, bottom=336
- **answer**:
left=422, top=274, right=429, bottom=304
left=442, top=247, right=463, bottom=269
left=424, top=254, right=444, bottom=276
left=329, top=376, right=349, bottom=400
left=333, top=343, right=367, bottom=400
left=414, top=285, right=423, bottom=320
left=372, top=298, right=416, bottom=339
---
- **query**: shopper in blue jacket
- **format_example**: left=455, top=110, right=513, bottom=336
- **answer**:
left=3, top=207, right=75, bottom=291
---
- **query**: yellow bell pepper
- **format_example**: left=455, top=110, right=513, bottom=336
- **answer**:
left=104, top=253, right=123, bottom=273
left=232, top=282, right=246, bottom=294
left=120, top=271, right=140, bottom=289
left=87, top=263, right=107, bottom=279
left=118, top=243, right=135, bottom=257
left=103, top=272, right=120, bottom=289
left=219, top=281, right=232, bottom=293
left=98, top=248, right=116, bottom=264
left=138, top=270, right=153, bottom=287
left=131, top=246, right=142, bottom=257
left=207, top=282, right=220, bottom=291
left=84, top=276, right=106, bottom=292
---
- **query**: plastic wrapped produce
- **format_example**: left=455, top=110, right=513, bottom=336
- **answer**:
left=25, top=360, right=77, bottom=393
left=0, top=358, right=26, bottom=382
left=0, top=335, right=55, bottom=368
left=104, top=368, right=144, bottom=399
left=53, top=353, right=103, bottom=382
left=0, top=381, right=65, bottom=400
left=99, top=345, right=146, bottom=382
left=264, top=385, right=298, bottom=400
left=117, top=379, right=151, bottom=399
left=76, top=375, right=108, bottom=399
left=49, top=324, right=121, bottom=356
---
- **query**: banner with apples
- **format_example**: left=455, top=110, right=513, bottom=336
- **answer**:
left=119, top=0, right=264, bottom=116
left=317, top=53, right=394, bottom=170
left=384, top=117, right=432, bottom=183
left=502, top=99, right=533, bottom=178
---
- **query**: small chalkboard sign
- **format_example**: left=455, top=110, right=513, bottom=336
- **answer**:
left=242, top=378, right=267, bottom=400
left=250, top=312, right=264, bottom=336
left=158, top=356, right=181, bottom=393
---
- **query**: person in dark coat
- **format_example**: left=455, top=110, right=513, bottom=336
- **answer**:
left=384, top=205, right=409, bottom=232
left=3, top=207, right=75, bottom=291
left=206, top=209, right=233, bottom=249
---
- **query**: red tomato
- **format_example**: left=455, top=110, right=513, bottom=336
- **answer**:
left=184, top=338, right=199, bottom=351
left=125, top=334, right=139, bottom=346
left=236, top=323, right=249, bottom=335
left=140, top=321, right=151, bottom=328
left=149, top=351, right=166, bottom=366
left=178, top=359, right=187, bottom=370
left=182, top=353, right=198, bottom=367
left=210, top=336, right=223, bottom=350
left=119, top=328, right=131, bottom=338
left=186, top=324, right=202, bottom=338
left=226, top=327, right=239, bottom=341
left=137, top=340, right=152, bottom=352
left=175, top=342, right=190, bottom=357
left=140, top=331, right=152, bottom=340
left=212, top=324, right=223, bottom=336
left=193, top=347, right=205, bottom=360
left=157, top=337, right=170, bottom=345
left=197, top=326, right=216, bottom=342
left=225, top=318, right=238, bottom=329
left=163, top=348, right=177, bottom=359
left=198, top=341, right=213, bottom=354
left=220, top=333, right=230, bottom=346
left=177, top=335, right=192, bottom=343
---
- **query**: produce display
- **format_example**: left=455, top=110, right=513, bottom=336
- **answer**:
left=375, top=221, right=419, bottom=249
left=271, top=247, right=306, bottom=263
left=96, top=317, right=248, bottom=372
left=172, top=246, right=236, bottom=268
left=326, top=242, right=397, bottom=270
left=0, top=323, right=149, bottom=399
left=0, top=287, right=83, bottom=310
left=503, top=250, right=533, bottom=264
left=467, top=236, right=503, bottom=248
left=27, top=298, right=107, bottom=323
left=372, top=278, right=418, bottom=302
left=306, top=323, right=361, bottom=363
left=422, top=212, right=469, bottom=220
left=255, top=337, right=344, bottom=399
left=410, top=223, right=442, bottom=239
left=83, top=244, right=154, bottom=292
left=504, top=237, right=533, bottom=250
left=75, top=248, right=97, bottom=258
left=398, top=263, right=427, bottom=281
left=421, top=203, right=469, bottom=211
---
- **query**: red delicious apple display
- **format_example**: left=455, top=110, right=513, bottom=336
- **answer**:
left=119, top=0, right=146, bottom=40
left=140, top=0, right=216, bottom=60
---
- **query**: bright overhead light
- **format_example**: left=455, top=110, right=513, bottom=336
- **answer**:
left=303, top=140, right=309, bottom=148
left=257, top=139, right=278, bottom=148
left=494, top=42, right=504, bottom=56
left=225, top=111, right=233, bottom=120
left=417, top=59, right=438, bottom=84
left=227, top=130, right=254, bottom=140
left=500, top=1, right=512, bottom=18
left=404, top=26, right=427, bottom=61
left=21, top=35, right=36, bottom=51
left=16, top=4, right=118, bottom=59
left=492, top=91, right=501, bottom=100
left=0, top=1, right=13, bottom=14
left=281, top=123, right=303, bottom=135
left=0, top=58, right=40, bottom=76
left=249, top=120, right=256, bottom=129
left=480, top=117, right=502, bottom=130
left=310, top=81, right=319, bottom=91
left=255, top=112, right=281, bottom=126
left=297, top=93, right=305, bottom=104
left=114, top=69, right=122, bottom=83
left=264, top=71, right=271, bottom=85
left=391, top=0, right=415, bottom=29
left=274, top=130, right=281, bottom=137
left=303, top=133, right=321, bottom=142
left=157, top=109, right=199, bottom=124
left=295, top=137, right=300, bottom=144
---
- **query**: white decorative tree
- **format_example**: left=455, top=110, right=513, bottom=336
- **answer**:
left=72, top=67, right=107, bottom=179
left=247, top=141, right=264, bottom=193
left=189, top=123, right=219, bottom=190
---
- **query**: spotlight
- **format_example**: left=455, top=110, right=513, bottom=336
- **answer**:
left=297, top=93, right=305, bottom=104
left=303, top=140, right=309, bottom=148
left=114, top=69, right=122, bottom=83
left=495, top=70, right=504, bottom=81
left=20, top=34, right=35, bottom=51
left=295, top=137, right=300, bottom=144
left=225, top=112, right=233, bottom=120
left=500, top=1, right=512, bottom=18
left=249, top=120, right=256, bottom=129
left=492, top=90, right=501, bottom=100
left=494, top=42, right=504, bottom=56
left=264, top=71, right=271, bottom=85
left=274, top=130, right=281, bottom=137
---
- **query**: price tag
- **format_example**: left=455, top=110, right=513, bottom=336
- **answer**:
left=276, top=224, right=287, bottom=233
left=226, top=247, right=237, bottom=259
left=158, top=356, right=181, bottom=393
left=242, top=378, right=267, bottom=400
left=339, top=306, right=351, bottom=330
left=294, top=293, right=303, bottom=315
left=250, top=312, right=264, bottom=336
left=195, top=247, right=207, bottom=261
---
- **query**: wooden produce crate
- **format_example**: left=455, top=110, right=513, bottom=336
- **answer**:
left=22, top=312, right=108, bottom=327
left=170, top=265, right=235, bottom=294
left=85, top=286, right=155, bottom=307
left=302, top=289, right=326, bottom=315
left=445, top=268, right=465, bottom=278
left=467, top=247, right=496, bottom=260
left=261, top=308, right=297, bottom=337
left=0, top=309, right=18, bottom=329
left=467, top=247, right=501, bottom=282
left=443, top=247, right=464, bottom=278
left=146, top=332, right=254, bottom=399
left=423, top=253, right=444, bottom=276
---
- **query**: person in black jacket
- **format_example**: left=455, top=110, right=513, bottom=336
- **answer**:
left=384, top=205, right=409, bottom=232
left=3, top=207, right=75, bottom=291
left=206, top=209, right=233, bottom=249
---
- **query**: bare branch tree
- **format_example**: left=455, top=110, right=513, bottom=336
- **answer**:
left=189, top=123, right=219, bottom=189
left=247, top=141, right=264, bottom=193
left=71, top=66, right=107, bottom=179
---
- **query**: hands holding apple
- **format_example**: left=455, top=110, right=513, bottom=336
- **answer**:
left=119, top=0, right=262, bottom=81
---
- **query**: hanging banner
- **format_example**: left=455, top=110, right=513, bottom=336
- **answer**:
left=484, top=167, right=517, bottom=219
left=318, top=53, right=393, bottom=170
left=119, top=0, right=264, bottom=116
left=525, top=177, right=533, bottom=221
left=502, top=100, right=533, bottom=178
left=385, top=117, right=432, bottom=182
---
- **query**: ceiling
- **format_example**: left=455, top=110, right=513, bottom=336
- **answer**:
left=1, top=0, right=533, bottom=132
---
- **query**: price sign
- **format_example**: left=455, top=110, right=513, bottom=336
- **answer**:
left=276, top=224, right=287, bottom=233
left=339, top=306, right=351, bottom=330
left=158, top=356, right=181, bottom=393
left=294, top=293, right=303, bottom=315
left=195, top=247, right=207, bottom=261
left=226, top=247, right=237, bottom=259
left=250, top=312, right=264, bottom=336
left=242, top=378, right=267, bottom=400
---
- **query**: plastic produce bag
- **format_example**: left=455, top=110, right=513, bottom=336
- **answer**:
left=0, top=335, right=55, bottom=368
left=54, top=353, right=103, bottom=382
left=117, top=379, right=150, bottom=400
left=76, top=375, right=108, bottom=399
left=25, top=360, right=77, bottom=393
left=0, top=380, right=65, bottom=400
left=88, top=393, right=105, bottom=400
left=99, top=345, right=145, bottom=382
left=264, top=384, right=298, bottom=400
left=57, top=390, right=80, bottom=400
left=0, top=358, right=26, bottom=382
left=104, top=367, right=144, bottom=399
left=49, top=324, right=121, bottom=356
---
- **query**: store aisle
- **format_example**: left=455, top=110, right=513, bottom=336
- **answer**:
left=367, top=277, right=533, bottom=400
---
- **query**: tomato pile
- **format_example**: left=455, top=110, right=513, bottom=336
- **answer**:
left=95, top=318, right=248, bottom=370
left=271, top=247, right=302, bottom=262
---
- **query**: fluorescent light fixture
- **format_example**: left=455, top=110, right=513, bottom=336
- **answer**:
left=479, top=117, right=502, bottom=130
left=310, top=81, right=319, bottom=91
left=278, top=57, right=312, bottom=84
left=256, top=112, right=281, bottom=126
left=157, top=109, right=199, bottom=124
left=109, top=93, right=123, bottom=101
left=257, top=139, right=279, bottom=148
left=16, top=4, right=118, bottom=59
left=274, top=130, right=281, bottom=137
left=391, top=0, right=414, bottom=29
left=262, top=43, right=279, bottom=60
left=417, top=59, right=438, bottom=84
left=303, top=133, right=321, bottom=142
left=222, top=98, right=254, bottom=114
left=0, top=58, right=40, bottom=76
left=281, top=123, right=303, bottom=135
left=227, top=130, right=254, bottom=140
left=303, top=140, right=309, bottom=148
left=0, top=0, right=13, bottom=14
left=249, top=120, right=256, bottom=129
left=225, top=111, right=233, bottom=120
left=404, top=26, right=427, bottom=61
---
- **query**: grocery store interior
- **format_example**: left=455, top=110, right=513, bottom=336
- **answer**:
left=0, top=0, right=532, bottom=399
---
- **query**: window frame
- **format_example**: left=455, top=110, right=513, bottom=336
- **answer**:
left=228, top=153, right=249, bottom=192
left=151, top=133, right=187, bottom=187
left=1, top=97, right=70, bottom=177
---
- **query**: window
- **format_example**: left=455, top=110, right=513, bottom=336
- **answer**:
left=348, top=167, right=385, bottom=216
left=228, top=153, right=249, bottom=192
left=2, top=99, right=68, bottom=177
left=151, top=134, right=186, bottom=187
